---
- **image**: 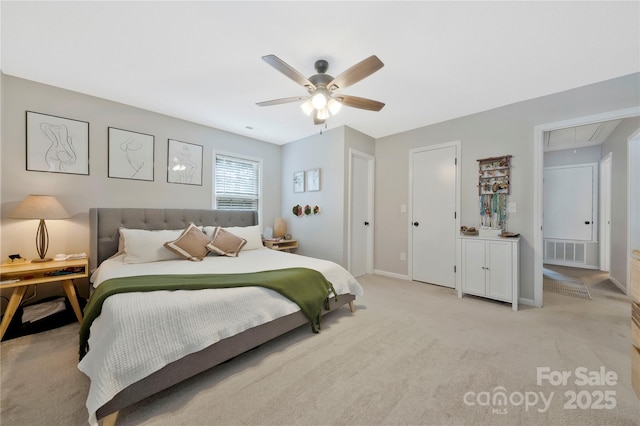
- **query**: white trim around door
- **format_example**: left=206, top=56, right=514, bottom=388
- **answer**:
left=347, top=149, right=375, bottom=276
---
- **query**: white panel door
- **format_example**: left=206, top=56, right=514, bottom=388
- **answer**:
left=350, top=154, right=372, bottom=277
left=411, top=145, right=457, bottom=287
left=543, top=164, right=596, bottom=241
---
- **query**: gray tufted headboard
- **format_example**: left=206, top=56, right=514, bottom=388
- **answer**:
left=89, top=208, right=259, bottom=272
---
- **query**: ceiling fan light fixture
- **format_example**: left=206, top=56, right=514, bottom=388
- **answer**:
left=300, top=99, right=313, bottom=116
left=311, top=92, right=327, bottom=109
left=316, top=107, right=330, bottom=120
left=327, top=98, right=342, bottom=115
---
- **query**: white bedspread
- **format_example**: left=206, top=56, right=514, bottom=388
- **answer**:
left=78, top=248, right=363, bottom=425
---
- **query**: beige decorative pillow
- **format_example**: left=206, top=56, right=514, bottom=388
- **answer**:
left=206, top=227, right=247, bottom=257
left=164, top=223, right=211, bottom=261
left=120, top=228, right=184, bottom=264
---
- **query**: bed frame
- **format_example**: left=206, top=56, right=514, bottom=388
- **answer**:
left=88, top=208, right=356, bottom=425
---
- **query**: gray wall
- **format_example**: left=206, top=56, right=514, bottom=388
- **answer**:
left=1, top=74, right=282, bottom=297
left=279, top=125, right=375, bottom=268
left=375, top=73, right=640, bottom=302
left=543, top=145, right=602, bottom=167
left=280, top=126, right=346, bottom=265
left=601, top=116, right=640, bottom=288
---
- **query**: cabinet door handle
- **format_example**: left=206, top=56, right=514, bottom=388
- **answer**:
left=413, top=222, right=419, bottom=227
left=364, top=221, right=369, bottom=226
left=584, top=221, right=591, bottom=225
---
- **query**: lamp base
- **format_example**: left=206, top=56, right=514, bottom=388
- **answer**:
left=31, top=257, right=53, bottom=263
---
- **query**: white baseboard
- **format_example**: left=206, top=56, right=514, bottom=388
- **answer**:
left=373, top=269, right=409, bottom=280
left=519, top=297, right=536, bottom=307
left=608, top=275, right=627, bottom=295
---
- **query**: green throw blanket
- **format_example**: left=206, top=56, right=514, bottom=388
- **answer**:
left=79, top=267, right=337, bottom=359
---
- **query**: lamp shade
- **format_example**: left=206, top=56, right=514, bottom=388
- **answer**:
left=9, top=195, right=70, bottom=220
left=273, top=217, right=286, bottom=238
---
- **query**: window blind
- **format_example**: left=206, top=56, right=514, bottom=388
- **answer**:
left=215, top=154, right=260, bottom=211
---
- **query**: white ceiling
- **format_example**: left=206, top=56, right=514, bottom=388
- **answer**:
left=1, top=1, right=639, bottom=145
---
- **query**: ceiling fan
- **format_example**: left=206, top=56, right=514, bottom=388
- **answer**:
left=256, top=54, right=385, bottom=125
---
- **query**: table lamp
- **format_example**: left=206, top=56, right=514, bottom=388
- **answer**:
left=9, top=195, right=70, bottom=262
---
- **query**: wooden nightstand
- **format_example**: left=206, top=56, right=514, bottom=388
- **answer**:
left=263, top=239, right=298, bottom=252
left=0, top=258, right=88, bottom=340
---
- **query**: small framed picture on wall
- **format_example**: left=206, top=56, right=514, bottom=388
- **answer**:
left=306, top=168, right=320, bottom=192
left=108, top=127, right=154, bottom=181
left=293, top=171, right=305, bottom=193
left=167, top=139, right=203, bottom=185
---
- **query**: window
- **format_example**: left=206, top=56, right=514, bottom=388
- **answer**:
left=214, top=153, right=261, bottom=212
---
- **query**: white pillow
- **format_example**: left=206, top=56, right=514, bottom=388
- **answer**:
left=119, top=228, right=184, bottom=264
left=203, top=224, right=263, bottom=250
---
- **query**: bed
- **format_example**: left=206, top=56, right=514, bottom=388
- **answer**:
left=79, top=208, right=363, bottom=425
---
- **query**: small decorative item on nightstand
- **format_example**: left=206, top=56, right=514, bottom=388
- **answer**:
left=273, top=217, right=286, bottom=238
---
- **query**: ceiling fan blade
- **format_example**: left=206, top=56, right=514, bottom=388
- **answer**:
left=256, top=96, right=308, bottom=107
left=262, top=55, right=316, bottom=90
left=327, top=55, right=384, bottom=91
left=338, top=95, right=385, bottom=111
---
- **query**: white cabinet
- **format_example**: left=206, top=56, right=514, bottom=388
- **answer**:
left=458, top=236, right=519, bottom=311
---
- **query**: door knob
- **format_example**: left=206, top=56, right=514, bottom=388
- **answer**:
left=413, top=222, right=419, bottom=227
left=364, top=221, right=369, bottom=226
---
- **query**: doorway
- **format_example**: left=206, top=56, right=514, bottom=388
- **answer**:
left=534, top=107, right=640, bottom=307
left=348, top=149, right=374, bottom=277
left=409, top=141, right=460, bottom=288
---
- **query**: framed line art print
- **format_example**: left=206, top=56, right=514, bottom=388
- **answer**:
left=26, top=111, right=89, bottom=175
left=108, top=127, right=155, bottom=181
left=306, top=168, right=320, bottom=192
left=293, top=171, right=305, bottom=193
left=167, top=139, right=203, bottom=185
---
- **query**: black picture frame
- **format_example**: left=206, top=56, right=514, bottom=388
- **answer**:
left=167, top=139, right=203, bottom=185
left=26, top=111, right=89, bottom=175
left=108, top=127, right=155, bottom=181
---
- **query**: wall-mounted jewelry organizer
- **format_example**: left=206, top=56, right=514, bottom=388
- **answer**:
left=477, top=155, right=511, bottom=231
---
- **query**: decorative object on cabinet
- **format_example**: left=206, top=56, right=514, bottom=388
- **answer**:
left=460, top=226, right=478, bottom=236
left=306, top=168, right=320, bottom=192
left=167, top=139, right=202, bottom=185
left=273, top=217, right=286, bottom=238
left=108, top=127, right=154, bottom=181
left=477, top=155, right=511, bottom=231
left=293, top=171, right=305, bottom=192
left=9, top=195, right=70, bottom=262
left=26, top=111, right=89, bottom=175
left=458, top=235, right=519, bottom=311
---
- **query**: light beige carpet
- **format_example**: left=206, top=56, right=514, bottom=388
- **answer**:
left=2, top=273, right=639, bottom=425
